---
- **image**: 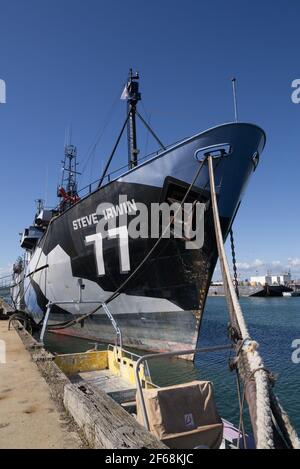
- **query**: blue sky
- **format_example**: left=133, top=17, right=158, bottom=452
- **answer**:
left=0, top=0, right=299, bottom=279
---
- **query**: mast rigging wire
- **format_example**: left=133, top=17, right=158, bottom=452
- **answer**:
left=78, top=84, right=125, bottom=184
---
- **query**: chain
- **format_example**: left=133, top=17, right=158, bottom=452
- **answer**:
left=230, top=228, right=239, bottom=298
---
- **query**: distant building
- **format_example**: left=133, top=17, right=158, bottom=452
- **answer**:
left=250, top=273, right=291, bottom=286
left=288, top=279, right=300, bottom=291
left=249, top=275, right=267, bottom=286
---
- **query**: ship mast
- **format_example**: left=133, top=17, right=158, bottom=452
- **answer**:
left=98, top=69, right=165, bottom=187
left=62, top=144, right=78, bottom=196
left=57, top=136, right=80, bottom=211
left=125, top=69, right=141, bottom=169
left=35, top=198, right=44, bottom=214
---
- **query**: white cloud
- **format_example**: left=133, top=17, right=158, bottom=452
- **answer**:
left=215, top=256, right=300, bottom=280
left=288, top=257, right=300, bottom=267
left=252, top=259, right=264, bottom=268
left=230, top=257, right=300, bottom=279
left=236, top=262, right=251, bottom=270
left=236, top=259, right=264, bottom=271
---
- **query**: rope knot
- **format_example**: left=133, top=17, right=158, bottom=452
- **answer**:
left=227, top=323, right=242, bottom=343
left=238, top=337, right=258, bottom=354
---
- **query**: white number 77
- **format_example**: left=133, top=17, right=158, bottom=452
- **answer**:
left=85, top=226, right=130, bottom=276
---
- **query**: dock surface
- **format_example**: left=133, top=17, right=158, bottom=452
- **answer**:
left=0, top=320, right=83, bottom=449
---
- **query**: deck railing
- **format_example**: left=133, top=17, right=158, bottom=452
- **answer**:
left=0, top=274, right=12, bottom=290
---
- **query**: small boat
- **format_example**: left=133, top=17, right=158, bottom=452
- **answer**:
left=55, top=344, right=255, bottom=449
left=251, top=284, right=293, bottom=297
left=283, top=291, right=300, bottom=297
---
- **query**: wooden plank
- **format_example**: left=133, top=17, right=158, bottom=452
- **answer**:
left=64, top=382, right=166, bottom=449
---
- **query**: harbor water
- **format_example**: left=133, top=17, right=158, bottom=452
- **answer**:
left=3, top=292, right=300, bottom=434
left=44, top=296, right=300, bottom=435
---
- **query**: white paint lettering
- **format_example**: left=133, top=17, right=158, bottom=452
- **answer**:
left=108, top=226, right=130, bottom=273
left=85, top=233, right=105, bottom=276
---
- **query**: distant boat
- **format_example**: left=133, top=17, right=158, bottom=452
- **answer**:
left=251, top=284, right=293, bottom=297
left=283, top=291, right=300, bottom=297
left=208, top=283, right=293, bottom=297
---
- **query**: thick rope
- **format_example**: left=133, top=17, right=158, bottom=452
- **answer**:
left=208, top=155, right=274, bottom=449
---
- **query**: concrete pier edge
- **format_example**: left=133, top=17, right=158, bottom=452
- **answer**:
left=1, top=309, right=164, bottom=449
left=8, top=320, right=89, bottom=448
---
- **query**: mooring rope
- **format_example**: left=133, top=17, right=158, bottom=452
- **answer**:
left=207, top=155, right=300, bottom=449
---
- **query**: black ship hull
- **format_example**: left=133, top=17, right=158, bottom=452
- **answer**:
left=12, top=123, right=266, bottom=355
left=250, top=285, right=293, bottom=297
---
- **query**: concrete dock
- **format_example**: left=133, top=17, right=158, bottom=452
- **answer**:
left=0, top=320, right=84, bottom=449
left=0, top=303, right=165, bottom=449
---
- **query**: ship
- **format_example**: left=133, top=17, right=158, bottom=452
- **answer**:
left=11, top=70, right=266, bottom=356
left=208, top=283, right=293, bottom=297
